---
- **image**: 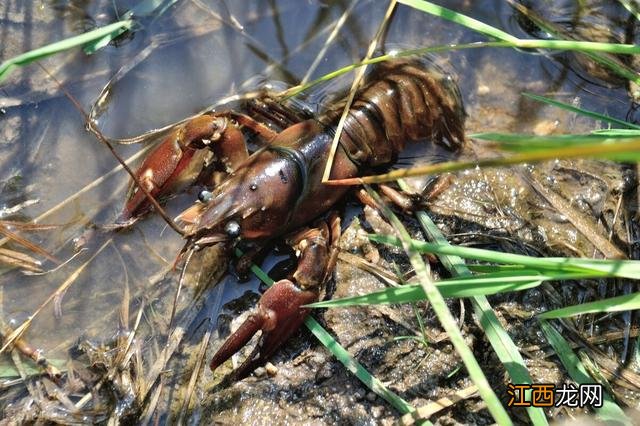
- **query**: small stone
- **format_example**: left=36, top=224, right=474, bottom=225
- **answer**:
left=354, top=389, right=366, bottom=400
left=366, top=392, right=377, bottom=402
left=371, top=406, right=384, bottom=418
left=265, top=362, right=278, bottom=377
left=253, top=367, right=266, bottom=377
left=477, top=85, right=490, bottom=95
left=316, top=363, right=333, bottom=380
left=533, top=119, right=559, bottom=136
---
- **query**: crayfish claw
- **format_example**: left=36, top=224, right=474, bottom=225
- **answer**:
left=210, top=279, right=317, bottom=379
left=209, top=312, right=264, bottom=373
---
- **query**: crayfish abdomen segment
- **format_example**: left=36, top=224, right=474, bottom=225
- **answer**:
left=326, top=58, right=466, bottom=167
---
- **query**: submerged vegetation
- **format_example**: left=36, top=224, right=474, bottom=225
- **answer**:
left=1, top=0, right=640, bottom=424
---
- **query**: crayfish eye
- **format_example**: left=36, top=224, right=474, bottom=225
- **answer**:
left=198, top=190, right=213, bottom=203
left=224, top=220, right=241, bottom=238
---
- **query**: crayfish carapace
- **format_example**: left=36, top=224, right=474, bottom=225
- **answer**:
left=120, top=58, right=466, bottom=379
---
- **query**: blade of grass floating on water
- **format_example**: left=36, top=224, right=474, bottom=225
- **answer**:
left=83, top=0, right=180, bottom=53
left=282, top=42, right=506, bottom=98
left=233, top=248, right=415, bottom=416
left=284, top=36, right=640, bottom=100
left=398, top=0, right=640, bottom=53
left=398, top=0, right=640, bottom=85
left=522, top=93, right=640, bottom=130
left=539, top=292, right=640, bottom=319
left=365, top=187, right=512, bottom=425
left=503, top=39, right=640, bottom=54
left=0, top=20, right=133, bottom=83
left=370, top=235, right=640, bottom=279
left=325, top=136, right=640, bottom=185
left=397, top=0, right=518, bottom=41
left=539, top=320, right=630, bottom=424
left=0, top=358, right=66, bottom=378
left=506, top=0, right=640, bottom=86
left=398, top=179, right=547, bottom=426
left=0, top=247, right=42, bottom=273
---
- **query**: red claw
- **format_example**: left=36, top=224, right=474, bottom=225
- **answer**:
left=210, top=279, right=317, bottom=379
left=118, top=114, right=226, bottom=222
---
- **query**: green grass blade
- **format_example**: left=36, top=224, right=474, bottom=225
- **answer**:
left=397, top=0, right=518, bottom=42
left=308, top=285, right=424, bottom=308
left=539, top=292, right=640, bottom=319
left=398, top=0, right=640, bottom=86
left=309, top=265, right=639, bottom=309
left=366, top=187, right=513, bottom=425
left=539, top=320, right=630, bottom=424
left=330, top=135, right=640, bottom=185
left=0, top=358, right=66, bottom=378
left=285, top=38, right=640, bottom=100
left=233, top=249, right=415, bottom=415
left=399, top=181, right=548, bottom=425
left=522, top=93, right=640, bottom=130
left=514, top=39, right=640, bottom=54
left=591, top=129, right=640, bottom=136
left=308, top=273, right=545, bottom=308
left=0, top=20, right=133, bottom=83
left=473, top=133, right=639, bottom=150
left=303, top=316, right=416, bottom=416
left=466, top=264, right=529, bottom=273
left=618, top=0, right=640, bottom=21
left=398, top=0, right=640, bottom=53
left=83, top=0, right=180, bottom=53
left=473, top=132, right=640, bottom=162
left=370, top=235, right=640, bottom=279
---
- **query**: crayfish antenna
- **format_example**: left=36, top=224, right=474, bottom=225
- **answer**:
left=37, top=63, right=185, bottom=237
left=172, top=240, right=196, bottom=271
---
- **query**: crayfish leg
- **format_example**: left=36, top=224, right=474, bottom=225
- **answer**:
left=210, top=214, right=342, bottom=379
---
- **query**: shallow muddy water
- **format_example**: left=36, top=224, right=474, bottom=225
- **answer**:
left=1, top=0, right=639, bottom=424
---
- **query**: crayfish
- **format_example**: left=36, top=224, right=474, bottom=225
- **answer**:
left=119, top=58, right=466, bottom=379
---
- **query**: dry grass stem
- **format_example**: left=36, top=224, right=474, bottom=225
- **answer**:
left=0, top=223, right=59, bottom=264
left=0, top=239, right=111, bottom=354
left=321, top=0, right=397, bottom=183
left=524, top=173, right=627, bottom=259
left=400, top=385, right=479, bottom=425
